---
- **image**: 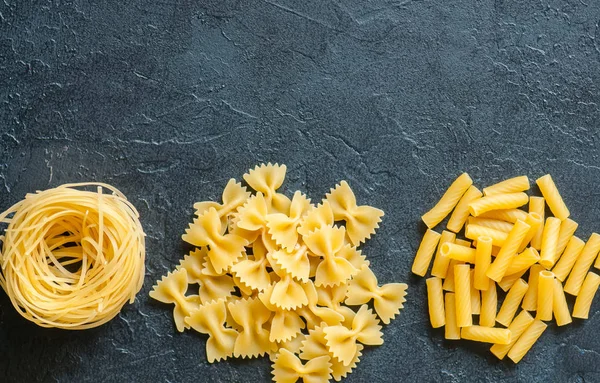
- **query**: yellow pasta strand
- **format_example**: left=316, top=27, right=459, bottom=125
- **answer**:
left=528, top=197, right=545, bottom=250
left=440, top=242, right=476, bottom=263
left=444, top=293, right=460, bottom=340
left=431, top=230, right=457, bottom=279
left=480, top=281, right=497, bottom=327
left=536, top=174, right=570, bottom=221
left=498, top=268, right=528, bottom=292
left=483, top=176, right=530, bottom=196
left=465, top=224, right=508, bottom=247
left=467, top=217, right=514, bottom=233
left=412, top=229, right=441, bottom=277
left=552, top=279, right=572, bottom=326
left=426, top=277, right=445, bottom=328
left=522, top=264, right=545, bottom=311
left=553, top=236, right=585, bottom=282
left=496, top=278, right=529, bottom=326
left=468, top=192, right=529, bottom=217
left=564, top=233, right=600, bottom=296
left=446, top=185, right=482, bottom=233
left=517, top=212, right=543, bottom=252
left=455, top=239, right=472, bottom=247
left=474, top=236, right=492, bottom=291
left=539, top=217, right=561, bottom=269
left=461, top=326, right=511, bottom=345
left=572, top=272, right=600, bottom=319
left=421, top=173, right=473, bottom=229
left=490, top=310, right=534, bottom=360
left=442, top=259, right=463, bottom=292
left=556, top=218, right=578, bottom=258
left=470, top=270, right=481, bottom=315
left=486, top=220, right=531, bottom=282
left=506, top=247, right=540, bottom=276
left=454, top=264, right=472, bottom=327
left=536, top=271, right=554, bottom=321
left=478, top=208, right=528, bottom=224
left=507, top=320, right=547, bottom=363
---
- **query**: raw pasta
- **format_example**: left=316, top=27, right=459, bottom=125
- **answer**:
left=552, top=236, right=585, bottom=282
left=486, top=220, right=531, bottom=282
left=536, top=174, right=570, bottom=221
left=522, top=264, right=545, bottom=311
left=480, top=282, right=497, bottom=327
left=564, top=233, right=600, bottom=296
left=474, top=236, right=493, bottom=291
left=431, top=230, right=457, bottom=279
left=468, top=192, right=529, bottom=217
left=496, top=279, right=528, bottom=326
left=572, top=272, right=600, bottom=319
left=467, top=217, right=514, bottom=233
left=461, top=326, right=511, bottom=345
left=478, top=208, right=528, bottom=224
left=490, top=310, right=535, bottom=360
left=426, top=277, right=445, bottom=328
left=447, top=185, right=482, bottom=233
left=412, top=229, right=442, bottom=277
left=421, top=173, right=473, bottom=229
left=552, top=279, right=572, bottom=326
left=465, top=224, right=508, bottom=246
left=507, top=320, right=547, bottom=363
left=440, top=242, right=476, bottom=263
left=539, top=217, right=561, bottom=269
left=536, top=271, right=554, bottom=321
left=454, top=264, right=472, bottom=327
left=444, top=293, right=461, bottom=340
left=483, top=176, right=530, bottom=196
left=528, top=196, right=545, bottom=250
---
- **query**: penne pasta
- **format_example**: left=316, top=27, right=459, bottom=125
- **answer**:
left=455, top=239, right=472, bottom=247
left=474, top=236, right=493, bottom=291
left=552, top=279, right=572, bottom=326
left=553, top=236, right=585, bottom=282
left=496, top=278, right=529, bottom=326
left=564, top=233, right=600, bottom=296
left=444, top=293, right=460, bottom=340
left=498, top=268, right=528, bottom=292
left=431, top=230, right=457, bottom=279
left=422, top=173, right=473, bottom=229
left=467, top=217, right=514, bottom=233
left=539, top=217, right=561, bottom=269
left=507, top=320, right=547, bottom=363
left=517, top=212, right=543, bottom=252
left=465, top=224, right=508, bottom=247
left=478, top=208, right=528, bottom=224
left=426, top=277, right=445, bottom=328
left=468, top=193, right=529, bottom=217
left=480, top=281, right=497, bottom=327
left=454, top=265, right=473, bottom=327
left=483, top=176, right=530, bottom=196
left=461, top=326, right=511, bottom=345
left=440, top=243, right=476, bottom=263
left=486, top=220, right=531, bottom=282
left=536, top=271, right=554, bottom=321
left=572, top=272, right=600, bottom=319
left=442, top=259, right=463, bottom=292
left=506, top=247, right=540, bottom=276
left=522, top=264, right=545, bottom=311
left=470, top=270, right=481, bottom=315
left=412, top=229, right=442, bottom=277
left=556, top=218, right=578, bottom=258
left=528, top=196, right=545, bottom=250
left=447, top=185, right=482, bottom=233
left=536, top=174, right=570, bottom=221
left=490, top=310, right=535, bottom=360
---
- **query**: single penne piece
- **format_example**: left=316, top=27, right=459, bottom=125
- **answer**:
left=564, top=233, right=600, bottom=296
left=529, top=196, right=545, bottom=250
left=440, top=243, right=476, bottom=263
left=422, top=173, right=473, bottom=229
left=517, top=212, right=543, bottom=252
left=479, top=208, right=528, bottom=224
left=474, top=236, right=493, bottom=291
left=454, top=264, right=473, bottom=327
left=572, top=272, right=600, bottom=319
left=442, top=259, right=463, bottom=292
left=431, top=230, right=457, bottom=279
left=455, top=239, right=472, bottom=247
left=498, top=268, right=528, bottom=292
left=446, top=185, right=482, bottom=233
left=556, top=218, right=578, bottom=258
left=505, top=247, right=540, bottom=276
left=553, top=236, right=585, bottom=282
left=426, top=277, right=446, bottom=328
left=445, top=293, right=460, bottom=340
left=536, top=174, right=570, bottom=221
left=483, top=176, right=530, bottom=196
left=539, top=217, right=561, bottom=269
left=522, top=264, right=545, bottom=311
left=486, top=220, right=531, bottom=282
left=412, top=229, right=442, bottom=277
left=507, top=320, right=547, bottom=363
left=461, top=326, right=511, bottom=345
left=490, top=310, right=535, bottom=360
left=552, top=279, right=572, bottom=326
left=491, top=245, right=501, bottom=257
left=465, top=224, right=508, bottom=247
left=467, top=217, right=514, bottom=233
left=470, top=270, right=481, bottom=315
left=496, top=278, right=529, bottom=326
left=468, top=193, right=529, bottom=217
left=536, top=271, right=554, bottom=321
left=480, top=281, right=497, bottom=327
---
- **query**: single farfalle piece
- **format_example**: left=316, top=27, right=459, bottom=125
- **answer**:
left=243, top=163, right=291, bottom=213
left=227, top=297, right=273, bottom=358
left=297, top=201, right=334, bottom=238
left=267, top=191, right=313, bottom=250
left=295, top=280, right=344, bottom=330
left=271, top=242, right=311, bottom=282
left=185, top=299, right=239, bottom=363
left=259, top=284, right=306, bottom=343
left=345, top=266, right=408, bottom=324
left=272, top=348, right=332, bottom=383
left=325, top=181, right=384, bottom=245
left=235, top=192, right=269, bottom=232
left=324, top=305, right=383, bottom=366
left=230, top=239, right=271, bottom=292
left=266, top=250, right=310, bottom=310
left=337, top=244, right=369, bottom=271
left=178, top=248, right=235, bottom=303
left=182, top=207, right=248, bottom=274
left=194, top=179, right=251, bottom=231
left=317, top=284, right=357, bottom=326
left=149, top=268, right=201, bottom=332
left=304, top=225, right=358, bottom=287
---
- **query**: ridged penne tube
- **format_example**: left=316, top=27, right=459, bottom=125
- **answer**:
left=480, top=282, right=497, bottom=327
left=479, top=208, right=528, bottom=224
left=412, top=229, right=442, bottom=277
left=486, top=220, right=531, bottom=282
left=536, top=174, right=570, bottom=221
left=474, top=236, right=493, bottom=291
left=454, top=265, right=472, bottom=327
left=507, top=320, right=547, bottom=363
left=440, top=243, right=476, bottom=263
left=556, top=218, right=578, bottom=258
left=564, top=233, right=600, bottom=296
left=461, top=326, right=511, bottom=344
left=467, top=217, right=514, bottom=233
left=422, top=173, right=473, bottom=229
left=442, top=259, right=463, bottom=292
left=465, top=225, right=508, bottom=247
left=431, top=230, right=457, bottom=279
left=455, top=239, right=472, bottom=247
left=470, top=270, right=481, bottom=315
left=498, top=269, right=527, bottom=292
left=496, top=278, right=529, bottom=326
left=426, top=277, right=445, bottom=328
left=447, top=185, right=482, bottom=233
left=517, top=212, right=543, bottom=252
left=522, top=265, right=545, bottom=311
left=539, top=217, right=561, bottom=269
left=572, top=272, right=600, bottom=319
left=468, top=192, right=529, bottom=217
left=553, top=236, right=585, bottom=282
left=552, top=279, right=572, bottom=326
left=483, top=176, right=530, bottom=196
left=536, top=271, right=554, bottom=321
left=490, top=310, right=535, bottom=360
left=506, top=247, right=540, bottom=276
left=529, top=197, right=545, bottom=250
left=444, top=293, right=460, bottom=340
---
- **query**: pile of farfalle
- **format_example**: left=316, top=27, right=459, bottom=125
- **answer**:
left=150, top=163, right=408, bottom=382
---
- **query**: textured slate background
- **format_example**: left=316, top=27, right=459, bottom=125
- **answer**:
left=1, top=0, right=600, bottom=382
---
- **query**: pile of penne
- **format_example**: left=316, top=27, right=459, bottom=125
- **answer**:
left=413, top=174, right=600, bottom=363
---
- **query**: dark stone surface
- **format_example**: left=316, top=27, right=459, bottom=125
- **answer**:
left=1, top=0, right=600, bottom=382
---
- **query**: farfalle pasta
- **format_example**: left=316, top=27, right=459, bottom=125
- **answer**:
left=150, top=163, right=406, bottom=382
